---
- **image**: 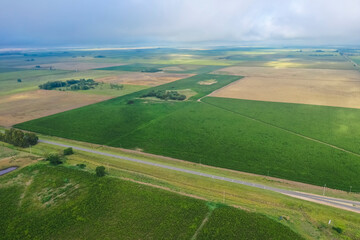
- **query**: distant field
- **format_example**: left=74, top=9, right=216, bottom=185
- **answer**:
left=0, top=69, right=116, bottom=96
left=212, top=66, right=360, bottom=108
left=96, top=72, right=194, bottom=86
left=350, top=56, right=360, bottom=65
left=17, top=62, right=126, bottom=71
left=0, top=164, right=303, bottom=239
left=0, top=90, right=111, bottom=127
left=74, top=83, right=149, bottom=97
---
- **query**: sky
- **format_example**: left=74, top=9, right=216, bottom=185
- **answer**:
left=1, top=0, right=360, bottom=47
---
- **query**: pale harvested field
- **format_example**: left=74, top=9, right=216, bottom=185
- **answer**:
left=0, top=90, right=112, bottom=126
left=96, top=72, right=194, bottom=86
left=211, top=66, right=360, bottom=108
left=18, top=62, right=126, bottom=71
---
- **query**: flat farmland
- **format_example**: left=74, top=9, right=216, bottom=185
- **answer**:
left=212, top=66, right=360, bottom=108
left=96, top=72, right=194, bottom=86
left=15, top=73, right=360, bottom=191
left=17, top=62, right=126, bottom=71
left=0, top=90, right=111, bottom=126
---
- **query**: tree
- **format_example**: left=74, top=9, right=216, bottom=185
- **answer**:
left=46, top=153, right=62, bottom=165
left=24, top=132, right=38, bottom=146
left=63, top=147, right=74, bottom=155
left=96, top=166, right=106, bottom=177
left=17, top=79, right=22, bottom=83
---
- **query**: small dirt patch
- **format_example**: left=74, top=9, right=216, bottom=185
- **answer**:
left=198, top=79, right=217, bottom=85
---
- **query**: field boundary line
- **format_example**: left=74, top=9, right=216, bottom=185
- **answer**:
left=200, top=98, right=360, bottom=158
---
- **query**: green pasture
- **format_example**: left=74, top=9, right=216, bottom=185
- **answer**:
left=0, top=164, right=303, bottom=239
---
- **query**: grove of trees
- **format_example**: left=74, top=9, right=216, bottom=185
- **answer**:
left=141, top=90, right=186, bottom=101
left=0, top=128, right=38, bottom=148
left=39, top=79, right=98, bottom=90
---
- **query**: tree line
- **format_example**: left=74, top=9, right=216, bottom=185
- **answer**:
left=39, top=79, right=98, bottom=90
left=0, top=128, right=38, bottom=148
left=141, top=90, right=186, bottom=101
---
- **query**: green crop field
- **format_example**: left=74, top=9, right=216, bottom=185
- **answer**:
left=0, top=164, right=303, bottom=240
left=197, top=206, right=303, bottom=240
left=202, top=97, right=360, bottom=155
left=15, top=71, right=360, bottom=191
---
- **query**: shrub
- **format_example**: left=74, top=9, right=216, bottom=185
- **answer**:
left=76, top=163, right=86, bottom=169
left=127, top=100, right=135, bottom=105
left=63, top=147, right=74, bottom=155
left=95, top=166, right=106, bottom=177
left=17, top=79, right=22, bottom=82
left=332, top=226, right=343, bottom=234
left=46, top=153, right=62, bottom=165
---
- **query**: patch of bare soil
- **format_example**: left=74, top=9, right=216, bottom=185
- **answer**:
left=0, top=155, right=40, bottom=170
left=198, top=79, right=217, bottom=85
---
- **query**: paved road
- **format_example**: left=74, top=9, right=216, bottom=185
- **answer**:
left=39, top=139, right=360, bottom=213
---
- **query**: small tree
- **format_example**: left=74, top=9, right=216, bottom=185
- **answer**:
left=63, top=147, right=74, bottom=155
left=47, top=153, right=62, bottom=165
left=96, top=166, right=106, bottom=177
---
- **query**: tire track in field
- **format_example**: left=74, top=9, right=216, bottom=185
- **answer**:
left=191, top=210, right=213, bottom=240
left=200, top=97, right=360, bottom=158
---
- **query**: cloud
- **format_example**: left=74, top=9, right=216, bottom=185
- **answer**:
left=0, top=0, right=360, bottom=46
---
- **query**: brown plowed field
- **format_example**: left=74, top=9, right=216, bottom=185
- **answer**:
left=211, top=66, right=360, bottom=108
left=0, top=90, right=112, bottom=126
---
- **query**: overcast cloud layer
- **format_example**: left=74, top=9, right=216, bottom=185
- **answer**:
left=1, top=0, right=360, bottom=47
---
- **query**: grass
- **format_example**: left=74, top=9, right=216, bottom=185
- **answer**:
left=0, top=163, right=303, bottom=240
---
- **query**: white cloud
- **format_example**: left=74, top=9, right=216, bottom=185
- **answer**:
left=0, top=0, right=360, bottom=46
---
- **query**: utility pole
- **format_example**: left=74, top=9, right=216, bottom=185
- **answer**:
left=323, top=184, right=326, bottom=196
left=350, top=186, right=352, bottom=194
left=223, top=190, right=225, bottom=203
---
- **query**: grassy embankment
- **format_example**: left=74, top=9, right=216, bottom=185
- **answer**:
left=0, top=162, right=304, bottom=240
